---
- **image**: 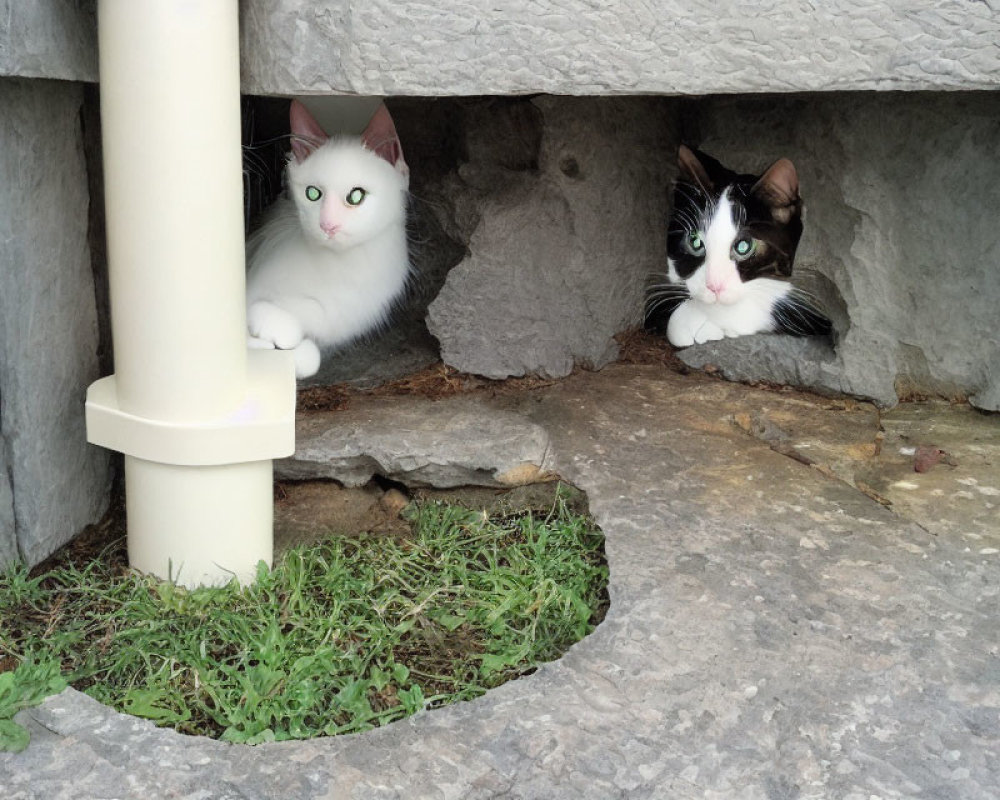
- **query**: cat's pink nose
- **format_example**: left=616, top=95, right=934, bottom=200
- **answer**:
left=321, top=222, right=341, bottom=237
left=706, top=278, right=726, bottom=296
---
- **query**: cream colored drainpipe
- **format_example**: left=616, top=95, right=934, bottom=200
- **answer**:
left=85, top=1, right=295, bottom=587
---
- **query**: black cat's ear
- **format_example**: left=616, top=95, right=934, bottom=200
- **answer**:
left=752, top=158, right=800, bottom=224
left=677, top=144, right=714, bottom=193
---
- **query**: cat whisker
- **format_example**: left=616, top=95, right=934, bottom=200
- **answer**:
left=672, top=209, right=700, bottom=229
left=243, top=133, right=300, bottom=150
left=645, top=286, right=688, bottom=307
left=673, top=180, right=706, bottom=205
left=772, top=289, right=833, bottom=336
left=645, top=294, right=688, bottom=311
left=288, top=133, right=325, bottom=158
left=645, top=276, right=687, bottom=290
left=645, top=288, right=688, bottom=301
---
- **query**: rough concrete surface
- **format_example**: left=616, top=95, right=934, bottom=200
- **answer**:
left=427, top=96, right=672, bottom=379
left=239, top=0, right=1000, bottom=95
left=0, top=0, right=97, bottom=82
left=0, top=79, right=111, bottom=568
left=5, top=2, right=999, bottom=94
left=4, top=364, right=998, bottom=799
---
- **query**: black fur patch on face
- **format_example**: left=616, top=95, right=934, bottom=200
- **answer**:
left=646, top=146, right=815, bottom=337
left=667, top=147, right=803, bottom=282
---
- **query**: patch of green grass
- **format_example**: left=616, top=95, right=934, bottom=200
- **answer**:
left=0, top=656, right=66, bottom=752
left=0, top=487, right=608, bottom=747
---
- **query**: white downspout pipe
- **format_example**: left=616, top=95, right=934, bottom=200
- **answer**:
left=86, top=0, right=295, bottom=587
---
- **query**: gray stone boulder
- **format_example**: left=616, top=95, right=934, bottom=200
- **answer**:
left=0, top=79, right=111, bottom=567
left=426, top=96, right=673, bottom=379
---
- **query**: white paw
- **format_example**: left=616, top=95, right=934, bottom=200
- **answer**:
left=247, top=301, right=304, bottom=351
left=692, top=321, right=725, bottom=344
left=247, top=334, right=275, bottom=350
left=667, top=300, right=730, bottom=347
left=667, top=303, right=695, bottom=347
left=293, top=338, right=322, bottom=379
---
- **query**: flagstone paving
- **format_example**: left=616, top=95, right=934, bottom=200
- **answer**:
left=4, top=364, right=998, bottom=799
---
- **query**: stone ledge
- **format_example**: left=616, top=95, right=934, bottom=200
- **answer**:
left=4, top=2, right=999, bottom=95
left=240, top=0, right=1000, bottom=96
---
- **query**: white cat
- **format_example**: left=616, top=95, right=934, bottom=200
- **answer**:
left=246, top=100, right=410, bottom=378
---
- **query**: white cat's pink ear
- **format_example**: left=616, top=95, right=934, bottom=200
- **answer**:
left=289, top=100, right=328, bottom=163
left=677, top=144, right=714, bottom=192
left=362, top=104, right=409, bottom=178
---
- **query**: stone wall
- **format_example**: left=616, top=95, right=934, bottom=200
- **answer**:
left=4, top=2, right=999, bottom=95
left=0, top=0, right=97, bottom=82
left=425, top=96, right=673, bottom=378
left=0, top=79, right=110, bottom=566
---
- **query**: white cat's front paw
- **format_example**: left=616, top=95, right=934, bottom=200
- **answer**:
left=692, top=321, right=725, bottom=344
left=667, top=301, right=724, bottom=347
left=247, top=301, right=305, bottom=351
left=293, top=339, right=322, bottom=379
left=247, top=334, right=276, bottom=350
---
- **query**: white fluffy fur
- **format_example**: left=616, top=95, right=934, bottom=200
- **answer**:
left=666, top=190, right=790, bottom=348
left=246, top=133, right=409, bottom=378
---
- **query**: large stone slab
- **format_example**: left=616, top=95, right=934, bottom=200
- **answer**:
left=0, top=79, right=110, bottom=567
left=4, top=365, right=999, bottom=798
left=240, top=0, right=1000, bottom=95
left=426, top=96, right=673, bottom=379
left=674, top=92, right=1000, bottom=410
left=5, top=2, right=999, bottom=95
left=276, top=394, right=554, bottom=488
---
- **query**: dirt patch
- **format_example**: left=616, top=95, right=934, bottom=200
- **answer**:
left=274, top=479, right=589, bottom=555
left=295, top=328, right=689, bottom=414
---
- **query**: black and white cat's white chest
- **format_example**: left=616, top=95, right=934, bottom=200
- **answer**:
left=647, top=145, right=831, bottom=347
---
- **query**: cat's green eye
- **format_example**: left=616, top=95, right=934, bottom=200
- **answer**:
left=733, top=237, right=756, bottom=258
left=688, top=232, right=705, bottom=253
left=305, top=185, right=322, bottom=202
left=346, top=187, right=367, bottom=206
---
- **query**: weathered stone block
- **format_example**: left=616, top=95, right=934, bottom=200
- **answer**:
left=676, top=93, right=1000, bottom=409
left=0, top=78, right=110, bottom=567
left=276, top=394, right=553, bottom=488
left=239, top=0, right=1000, bottom=96
left=0, top=0, right=98, bottom=81
left=427, top=96, right=673, bottom=379
left=7, top=2, right=999, bottom=98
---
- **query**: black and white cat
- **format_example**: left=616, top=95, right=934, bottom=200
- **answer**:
left=246, top=101, right=410, bottom=378
left=647, top=145, right=831, bottom=348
